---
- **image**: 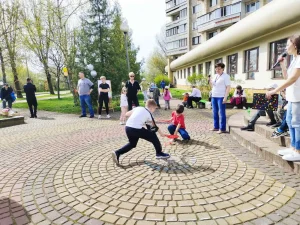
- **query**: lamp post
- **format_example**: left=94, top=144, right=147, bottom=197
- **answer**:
left=120, top=21, right=130, bottom=74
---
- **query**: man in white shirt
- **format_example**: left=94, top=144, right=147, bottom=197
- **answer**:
left=209, top=63, right=231, bottom=134
left=187, top=86, right=202, bottom=108
left=112, top=99, right=170, bottom=165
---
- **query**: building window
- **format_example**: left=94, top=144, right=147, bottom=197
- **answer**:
left=179, top=38, right=187, bottom=47
left=228, top=53, right=238, bottom=78
left=193, top=4, right=201, bottom=14
left=208, top=31, right=218, bottom=39
left=244, top=47, right=259, bottom=79
left=210, top=0, right=217, bottom=7
left=198, top=64, right=203, bottom=74
left=215, top=58, right=222, bottom=64
left=179, top=8, right=187, bottom=18
left=246, top=1, right=260, bottom=13
left=192, top=22, right=197, bottom=30
left=184, top=69, right=186, bottom=79
left=188, top=68, right=191, bottom=77
left=180, top=70, right=183, bottom=79
left=205, top=61, right=212, bottom=76
left=192, top=36, right=201, bottom=45
left=270, top=39, right=292, bottom=79
left=192, top=66, right=196, bottom=74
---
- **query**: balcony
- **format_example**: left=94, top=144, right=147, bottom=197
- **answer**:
left=198, top=12, right=241, bottom=33
left=197, top=1, right=242, bottom=33
left=166, top=17, right=187, bottom=29
left=166, top=0, right=187, bottom=16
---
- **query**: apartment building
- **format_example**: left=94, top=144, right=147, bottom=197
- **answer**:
left=166, top=0, right=300, bottom=89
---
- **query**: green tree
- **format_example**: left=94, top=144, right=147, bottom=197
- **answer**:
left=22, top=0, right=55, bottom=94
left=0, top=0, right=23, bottom=98
left=77, top=1, right=141, bottom=105
left=146, top=49, right=167, bottom=81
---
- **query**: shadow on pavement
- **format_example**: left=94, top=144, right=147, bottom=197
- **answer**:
left=0, top=197, right=31, bottom=225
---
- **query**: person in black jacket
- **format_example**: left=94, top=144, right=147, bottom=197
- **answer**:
left=125, top=72, right=141, bottom=111
left=24, top=78, right=38, bottom=118
left=1, top=83, right=13, bottom=109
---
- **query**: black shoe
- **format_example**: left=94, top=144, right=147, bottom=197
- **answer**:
left=30, top=115, right=34, bottom=118
left=34, top=115, right=37, bottom=118
left=156, top=152, right=170, bottom=159
left=266, top=121, right=277, bottom=126
left=241, top=125, right=254, bottom=131
left=89, top=115, right=94, bottom=118
left=112, top=151, right=119, bottom=165
left=79, top=115, right=87, bottom=118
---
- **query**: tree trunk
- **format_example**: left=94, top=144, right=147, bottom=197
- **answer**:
left=10, top=59, right=22, bottom=98
left=0, top=47, right=6, bottom=83
left=67, top=69, right=79, bottom=105
left=44, top=65, right=55, bottom=94
left=57, top=67, right=60, bottom=99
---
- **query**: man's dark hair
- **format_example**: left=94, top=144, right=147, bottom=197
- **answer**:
left=27, top=78, right=31, bottom=82
left=236, top=85, right=242, bottom=90
left=215, top=63, right=225, bottom=69
left=176, top=104, right=184, bottom=114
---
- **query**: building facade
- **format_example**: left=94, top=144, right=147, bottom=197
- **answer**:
left=166, top=0, right=300, bottom=89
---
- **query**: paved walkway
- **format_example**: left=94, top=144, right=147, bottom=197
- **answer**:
left=1, top=99, right=300, bottom=225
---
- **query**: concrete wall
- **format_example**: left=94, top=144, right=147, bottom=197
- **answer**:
left=174, top=21, right=300, bottom=89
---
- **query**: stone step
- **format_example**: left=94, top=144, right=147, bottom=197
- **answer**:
left=243, top=112, right=291, bottom=147
left=228, top=112, right=300, bottom=174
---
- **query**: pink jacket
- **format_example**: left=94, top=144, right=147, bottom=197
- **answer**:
left=163, top=90, right=172, bottom=101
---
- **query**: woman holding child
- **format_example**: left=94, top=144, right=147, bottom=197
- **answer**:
left=266, top=35, right=300, bottom=162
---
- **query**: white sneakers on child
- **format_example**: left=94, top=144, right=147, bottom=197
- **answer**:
left=243, top=106, right=246, bottom=110
left=98, top=115, right=101, bottom=119
left=233, top=106, right=237, bottom=109
left=107, top=114, right=111, bottom=119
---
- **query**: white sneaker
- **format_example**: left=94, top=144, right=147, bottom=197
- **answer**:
left=107, top=114, right=111, bottom=119
left=243, top=107, right=246, bottom=110
left=282, top=152, right=300, bottom=161
left=278, top=148, right=294, bottom=156
left=98, top=115, right=102, bottom=119
left=233, top=106, right=237, bottom=109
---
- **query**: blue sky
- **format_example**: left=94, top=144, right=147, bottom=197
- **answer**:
left=118, top=0, right=166, bottom=62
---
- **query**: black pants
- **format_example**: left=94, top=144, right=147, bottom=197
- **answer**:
left=187, top=97, right=201, bottom=108
left=116, top=127, right=162, bottom=156
left=250, top=110, right=276, bottom=126
left=98, top=95, right=109, bottom=115
left=27, top=98, right=37, bottom=116
left=127, top=95, right=139, bottom=111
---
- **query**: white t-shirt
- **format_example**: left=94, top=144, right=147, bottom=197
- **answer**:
left=286, top=56, right=300, bottom=102
left=211, top=73, right=231, bottom=98
left=190, top=88, right=202, bottom=98
left=126, top=107, right=152, bottom=129
left=120, top=94, right=128, bottom=107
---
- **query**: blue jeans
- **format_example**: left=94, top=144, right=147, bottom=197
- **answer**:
left=168, top=125, right=190, bottom=140
left=278, top=111, right=288, bottom=133
left=212, top=97, right=226, bottom=131
left=79, top=95, right=94, bottom=116
left=286, top=102, right=300, bottom=150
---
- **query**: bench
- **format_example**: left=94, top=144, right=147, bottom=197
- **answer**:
left=196, top=100, right=208, bottom=109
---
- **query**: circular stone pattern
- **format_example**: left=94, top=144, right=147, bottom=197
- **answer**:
left=40, top=136, right=295, bottom=225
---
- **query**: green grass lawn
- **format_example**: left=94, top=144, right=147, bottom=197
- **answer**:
left=170, top=88, right=188, bottom=99
left=13, top=93, right=146, bottom=114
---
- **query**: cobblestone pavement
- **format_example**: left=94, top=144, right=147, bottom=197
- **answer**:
left=1, top=102, right=300, bottom=225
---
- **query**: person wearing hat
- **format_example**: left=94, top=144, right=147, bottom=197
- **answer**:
left=140, top=78, right=149, bottom=103
left=241, top=83, right=278, bottom=131
left=1, top=83, right=13, bottom=109
left=163, top=86, right=172, bottom=110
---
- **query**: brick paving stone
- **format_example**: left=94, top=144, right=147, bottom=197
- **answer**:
left=1, top=107, right=300, bottom=224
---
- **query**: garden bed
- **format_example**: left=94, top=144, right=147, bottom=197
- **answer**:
left=0, top=116, right=25, bottom=128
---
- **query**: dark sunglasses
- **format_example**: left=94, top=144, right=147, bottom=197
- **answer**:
left=130, top=76, right=135, bottom=77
